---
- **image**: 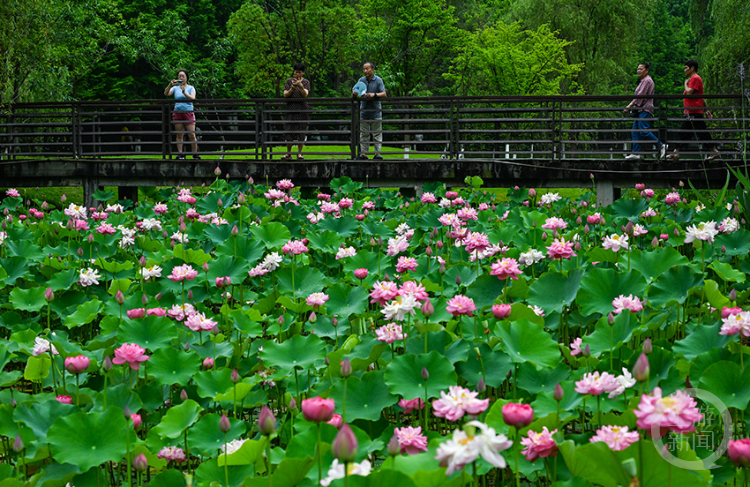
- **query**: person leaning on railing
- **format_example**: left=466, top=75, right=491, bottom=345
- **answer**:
left=164, top=69, right=200, bottom=160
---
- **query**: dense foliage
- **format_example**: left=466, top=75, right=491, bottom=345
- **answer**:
left=2, top=0, right=747, bottom=104
left=1, top=176, right=750, bottom=486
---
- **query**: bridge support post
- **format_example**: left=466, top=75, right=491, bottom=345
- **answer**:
left=595, top=180, right=615, bottom=207
left=83, top=178, right=100, bottom=209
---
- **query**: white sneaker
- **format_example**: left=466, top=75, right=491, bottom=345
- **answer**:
left=659, top=144, right=667, bottom=160
left=624, top=153, right=642, bottom=160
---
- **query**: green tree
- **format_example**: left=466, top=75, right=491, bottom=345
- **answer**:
left=698, top=0, right=750, bottom=94
left=357, top=0, right=465, bottom=96
left=444, top=22, right=583, bottom=96
left=508, top=0, right=651, bottom=94
left=227, top=0, right=359, bottom=97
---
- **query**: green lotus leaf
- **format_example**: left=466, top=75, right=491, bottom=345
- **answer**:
left=194, top=369, right=234, bottom=398
left=610, top=197, right=650, bottom=219
left=92, top=383, right=143, bottom=414
left=648, top=265, right=703, bottom=307
left=152, top=399, right=203, bottom=439
left=148, top=470, right=187, bottom=487
left=0, top=344, right=16, bottom=372
left=614, top=438, right=710, bottom=487
left=260, top=334, right=326, bottom=375
left=48, top=408, right=128, bottom=472
left=9, top=287, right=47, bottom=312
left=318, top=217, right=359, bottom=237
left=96, top=258, right=134, bottom=275
left=703, top=279, right=730, bottom=311
left=517, top=362, right=570, bottom=395
left=559, top=440, right=631, bottom=487
left=249, top=222, right=292, bottom=249
left=208, top=255, right=250, bottom=283
left=549, top=479, right=595, bottom=487
left=328, top=370, right=398, bottom=421
left=496, top=319, right=560, bottom=368
left=698, top=361, right=750, bottom=410
left=220, top=437, right=267, bottom=467
left=216, top=234, right=265, bottom=264
left=673, top=322, right=731, bottom=360
left=585, top=312, right=640, bottom=357
left=384, top=351, right=457, bottom=400
left=119, top=315, right=178, bottom=350
left=326, top=282, right=368, bottom=321
left=0, top=257, right=30, bottom=285
left=276, top=266, right=327, bottom=299
left=329, top=469, right=418, bottom=487
left=709, top=261, right=746, bottom=283
left=204, top=224, right=234, bottom=244
left=531, top=381, right=584, bottom=422
left=63, top=299, right=103, bottom=329
left=107, top=278, right=132, bottom=296
left=6, top=240, right=45, bottom=262
left=527, top=268, right=584, bottom=313
left=586, top=248, right=620, bottom=264
left=715, top=229, right=750, bottom=256
left=466, top=273, right=510, bottom=311
left=229, top=308, right=264, bottom=337
left=576, top=268, right=647, bottom=316
left=46, top=268, right=79, bottom=291
left=214, top=382, right=269, bottom=406
left=14, top=400, right=71, bottom=445
left=628, top=247, right=689, bottom=283
left=24, top=355, right=50, bottom=381
left=172, top=243, right=212, bottom=266
left=455, top=342, right=512, bottom=388
left=628, top=346, right=673, bottom=384
left=342, top=250, right=392, bottom=276
left=306, top=230, right=346, bottom=253
left=195, top=457, right=254, bottom=487
left=243, top=456, right=316, bottom=487
left=148, top=347, right=201, bottom=386
left=188, top=413, right=245, bottom=456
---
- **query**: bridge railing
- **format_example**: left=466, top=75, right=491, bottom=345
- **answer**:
left=0, top=95, right=746, bottom=161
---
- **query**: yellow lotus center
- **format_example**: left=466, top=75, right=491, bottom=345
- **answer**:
left=661, top=397, right=676, bottom=409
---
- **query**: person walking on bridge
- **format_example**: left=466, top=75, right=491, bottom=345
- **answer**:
left=623, top=63, right=667, bottom=160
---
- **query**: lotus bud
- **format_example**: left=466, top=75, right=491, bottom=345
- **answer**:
left=501, top=403, right=534, bottom=428
left=576, top=216, right=582, bottom=225
left=425, top=246, right=433, bottom=256
left=643, top=338, right=652, bottom=354
left=180, top=389, right=188, bottom=402
left=219, top=414, right=231, bottom=433
left=574, top=242, right=581, bottom=251
left=217, top=198, right=223, bottom=208
left=184, top=342, right=190, bottom=351
left=354, top=268, right=368, bottom=280
left=633, top=353, right=650, bottom=382
left=436, top=240, right=444, bottom=249
left=44, top=287, right=54, bottom=302
left=340, top=358, right=352, bottom=377
left=131, top=413, right=142, bottom=430
left=492, top=304, right=512, bottom=319
left=421, top=367, right=429, bottom=381
left=308, top=311, right=317, bottom=323
left=214, top=166, right=222, bottom=176
left=583, top=344, right=591, bottom=357
left=77, top=247, right=84, bottom=257
left=528, top=189, right=536, bottom=197
left=332, top=317, right=338, bottom=327
left=324, top=357, right=330, bottom=366
left=477, top=378, right=486, bottom=392
left=155, top=293, right=162, bottom=301
left=624, top=220, right=634, bottom=235
left=114, top=290, right=125, bottom=305
left=421, top=300, right=434, bottom=318
left=729, top=289, right=737, bottom=302
left=202, top=357, right=214, bottom=370
left=179, top=222, right=187, bottom=232
left=674, top=228, right=680, bottom=236
left=439, top=263, right=446, bottom=274
left=186, top=290, right=193, bottom=300
left=722, top=245, right=727, bottom=253
left=124, top=406, right=131, bottom=418
left=607, top=312, right=615, bottom=326
left=554, top=383, right=564, bottom=402
left=651, top=236, right=659, bottom=247
left=87, top=233, right=94, bottom=244
left=103, top=356, right=112, bottom=371
left=455, top=275, right=462, bottom=285
left=258, top=405, right=276, bottom=436
left=164, top=231, right=170, bottom=239
left=13, top=435, right=24, bottom=452
left=238, top=192, right=246, bottom=204
left=231, top=225, right=239, bottom=236
left=331, top=423, right=358, bottom=462
left=387, top=434, right=400, bottom=456
left=61, top=194, right=67, bottom=202
left=542, top=232, right=547, bottom=240
left=231, top=368, right=240, bottom=384
left=288, top=398, right=297, bottom=411
left=133, top=453, right=148, bottom=472
left=685, top=375, right=693, bottom=389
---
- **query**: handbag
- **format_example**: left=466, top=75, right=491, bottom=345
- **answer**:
left=630, top=109, right=641, bottom=118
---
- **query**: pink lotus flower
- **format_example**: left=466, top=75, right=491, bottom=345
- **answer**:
left=64, top=355, right=90, bottom=374
left=501, top=403, right=534, bottom=428
left=327, top=413, right=343, bottom=429
left=445, top=191, right=459, bottom=200
left=375, top=323, right=405, bottom=343
left=370, top=280, right=400, bottom=306
left=126, top=308, right=146, bottom=319
left=131, top=413, right=142, bottom=430
left=570, top=337, right=583, bottom=356
left=541, top=217, right=567, bottom=230
left=168, top=264, right=198, bottom=282
left=276, top=179, right=294, bottom=190
left=395, top=426, right=429, bottom=454
left=281, top=240, right=309, bottom=255
left=338, top=198, right=353, bottom=209
left=435, top=421, right=512, bottom=475
left=728, top=439, right=750, bottom=466
left=641, top=208, right=657, bottom=218
left=215, top=276, right=231, bottom=288
left=147, top=307, right=167, bottom=317
left=398, top=398, right=425, bottom=413
left=56, top=395, right=73, bottom=404
left=6, top=188, right=20, bottom=197
left=612, top=294, right=644, bottom=314
left=640, top=189, right=655, bottom=198
left=354, top=268, right=369, bottom=280
left=421, top=193, right=437, bottom=204
left=432, top=386, right=489, bottom=421
left=546, top=238, right=576, bottom=261
left=520, top=427, right=558, bottom=461
left=446, top=295, right=476, bottom=317
left=720, top=311, right=750, bottom=336
left=635, top=183, right=645, bottom=191
left=489, top=258, right=523, bottom=280
left=587, top=213, right=602, bottom=225
left=301, top=397, right=335, bottom=423
left=464, top=232, right=490, bottom=253
left=602, top=234, right=629, bottom=252
left=575, top=371, right=618, bottom=396
left=317, top=193, right=331, bottom=201
left=492, top=304, right=512, bottom=319
left=590, top=425, right=639, bottom=451
left=722, top=307, right=743, bottom=319
left=306, top=292, right=329, bottom=308
left=396, top=256, right=418, bottom=274
left=184, top=312, right=217, bottom=332
left=157, top=446, right=186, bottom=464
left=399, top=281, right=429, bottom=302
left=112, top=343, right=150, bottom=370
left=634, top=387, right=703, bottom=436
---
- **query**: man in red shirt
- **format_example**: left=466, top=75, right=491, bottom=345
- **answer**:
left=666, top=59, right=720, bottom=161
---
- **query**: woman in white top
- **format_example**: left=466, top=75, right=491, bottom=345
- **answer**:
left=164, top=69, right=200, bottom=159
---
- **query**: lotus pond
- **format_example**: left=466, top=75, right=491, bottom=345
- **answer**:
left=1, top=175, right=750, bottom=487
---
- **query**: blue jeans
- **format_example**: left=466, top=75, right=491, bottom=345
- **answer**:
left=631, top=111, right=661, bottom=153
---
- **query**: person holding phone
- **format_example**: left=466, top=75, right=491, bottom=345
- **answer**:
left=354, top=62, right=387, bottom=160
left=164, top=69, right=200, bottom=159
left=282, top=63, right=311, bottom=160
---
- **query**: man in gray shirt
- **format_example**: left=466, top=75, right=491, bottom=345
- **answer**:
left=355, top=62, right=387, bottom=159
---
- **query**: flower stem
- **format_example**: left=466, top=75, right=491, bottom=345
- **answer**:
left=317, top=424, right=323, bottom=486
left=224, top=431, right=229, bottom=487
left=514, top=428, right=521, bottom=487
